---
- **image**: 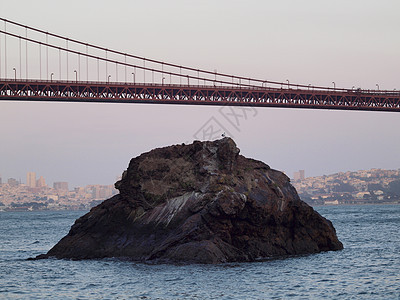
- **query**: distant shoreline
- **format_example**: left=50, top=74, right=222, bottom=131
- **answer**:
left=1, top=201, right=400, bottom=213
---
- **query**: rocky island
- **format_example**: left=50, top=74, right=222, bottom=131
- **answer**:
left=36, top=138, right=343, bottom=263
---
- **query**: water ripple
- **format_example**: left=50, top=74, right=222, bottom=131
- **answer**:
left=0, top=206, right=399, bottom=299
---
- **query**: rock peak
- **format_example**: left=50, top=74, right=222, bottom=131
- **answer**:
left=114, top=138, right=243, bottom=210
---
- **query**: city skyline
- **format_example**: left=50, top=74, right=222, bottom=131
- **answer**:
left=1, top=166, right=399, bottom=212
left=0, top=171, right=118, bottom=189
left=1, top=0, right=399, bottom=187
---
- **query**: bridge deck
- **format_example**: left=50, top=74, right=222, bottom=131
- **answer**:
left=1, top=79, right=400, bottom=112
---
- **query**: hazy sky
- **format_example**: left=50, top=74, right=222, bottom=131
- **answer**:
left=1, top=0, right=399, bottom=188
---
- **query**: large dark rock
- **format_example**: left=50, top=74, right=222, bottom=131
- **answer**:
left=36, top=138, right=343, bottom=263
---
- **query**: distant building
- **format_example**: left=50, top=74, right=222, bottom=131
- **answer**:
left=324, top=200, right=339, bottom=205
left=293, top=170, right=305, bottom=181
left=7, top=178, right=19, bottom=187
left=27, top=172, right=36, bottom=188
left=91, top=185, right=114, bottom=199
left=53, top=182, right=69, bottom=191
left=47, top=195, right=59, bottom=201
left=36, top=176, right=46, bottom=188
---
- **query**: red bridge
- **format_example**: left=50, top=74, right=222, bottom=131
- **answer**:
left=1, top=18, right=399, bottom=112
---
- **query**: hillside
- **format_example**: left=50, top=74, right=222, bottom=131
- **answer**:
left=293, top=169, right=400, bottom=205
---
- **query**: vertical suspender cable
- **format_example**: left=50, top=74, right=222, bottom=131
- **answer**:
left=19, top=37, right=21, bottom=79
left=46, top=33, right=48, bottom=80
left=0, top=26, right=2, bottom=78
left=66, top=39, right=68, bottom=80
left=78, top=53, right=80, bottom=81
left=39, top=42, right=42, bottom=80
left=26, top=27, right=28, bottom=79
left=86, top=44, right=88, bottom=81
left=59, top=48, right=61, bottom=80
left=97, top=57, right=99, bottom=81
left=4, top=20, right=7, bottom=78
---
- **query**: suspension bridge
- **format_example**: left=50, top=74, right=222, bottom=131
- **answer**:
left=0, top=18, right=399, bottom=112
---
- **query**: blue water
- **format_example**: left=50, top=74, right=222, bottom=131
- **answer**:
left=1, top=205, right=399, bottom=299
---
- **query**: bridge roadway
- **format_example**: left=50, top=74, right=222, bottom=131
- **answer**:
left=1, top=79, right=399, bottom=112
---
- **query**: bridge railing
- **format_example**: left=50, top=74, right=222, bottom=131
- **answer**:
left=1, top=77, right=400, bottom=98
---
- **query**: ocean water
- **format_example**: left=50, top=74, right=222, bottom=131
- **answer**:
left=0, top=205, right=399, bottom=299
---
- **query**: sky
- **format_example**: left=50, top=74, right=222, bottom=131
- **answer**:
left=1, top=0, right=400, bottom=188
